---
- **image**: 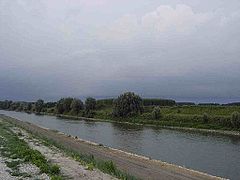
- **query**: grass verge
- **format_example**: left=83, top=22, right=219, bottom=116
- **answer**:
left=0, top=120, right=63, bottom=180
left=32, top=132, right=137, bottom=180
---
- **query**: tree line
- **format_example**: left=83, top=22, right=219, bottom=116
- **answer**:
left=0, top=92, right=239, bottom=129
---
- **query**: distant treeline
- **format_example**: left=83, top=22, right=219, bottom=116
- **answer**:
left=176, top=102, right=196, bottom=106
left=1, top=96, right=240, bottom=115
left=1, top=92, right=240, bottom=130
left=142, top=99, right=176, bottom=106
left=223, top=102, right=240, bottom=106
left=96, top=98, right=176, bottom=107
left=176, top=102, right=240, bottom=106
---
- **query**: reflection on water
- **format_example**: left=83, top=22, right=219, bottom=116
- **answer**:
left=1, top=110, right=240, bottom=180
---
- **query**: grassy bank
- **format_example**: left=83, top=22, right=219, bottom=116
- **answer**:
left=1, top=116, right=137, bottom=180
left=39, top=136, right=137, bottom=180
left=54, top=105, right=240, bottom=132
left=0, top=120, right=62, bottom=179
left=2, top=104, right=240, bottom=132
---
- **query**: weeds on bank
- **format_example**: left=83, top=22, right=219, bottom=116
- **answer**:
left=30, top=131, right=138, bottom=180
left=0, top=121, right=63, bottom=180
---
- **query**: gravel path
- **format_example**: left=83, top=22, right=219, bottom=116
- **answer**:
left=11, top=127, right=117, bottom=180
left=0, top=156, right=17, bottom=180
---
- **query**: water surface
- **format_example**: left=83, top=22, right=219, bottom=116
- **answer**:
left=1, top=110, right=239, bottom=179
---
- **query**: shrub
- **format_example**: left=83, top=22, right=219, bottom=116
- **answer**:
left=152, top=106, right=162, bottom=120
left=203, top=112, right=209, bottom=123
left=85, top=110, right=95, bottom=118
left=231, top=111, right=240, bottom=128
left=50, top=164, right=60, bottom=175
left=113, top=92, right=143, bottom=117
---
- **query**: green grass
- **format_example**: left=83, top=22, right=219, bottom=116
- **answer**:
left=32, top=133, right=138, bottom=180
left=45, top=105, right=240, bottom=132
left=0, top=121, right=63, bottom=180
left=78, top=105, right=240, bottom=131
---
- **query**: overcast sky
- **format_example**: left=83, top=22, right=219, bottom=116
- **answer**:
left=0, top=0, right=240, bottom=102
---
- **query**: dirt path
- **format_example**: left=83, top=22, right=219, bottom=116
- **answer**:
left=10, top=126, right=116, bottom=180
left=1, top=115, right=225, bottom=180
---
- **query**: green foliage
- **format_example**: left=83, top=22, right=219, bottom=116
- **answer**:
left=50, top=164, right=61, bottom=175
left=38, top=135, right=136, bottom=180
left=176, top=102, right=195, bottom=106
left=152, top=106, right=162, bottom=120
left=26, top=103, right=32, bottom=111
left=231, top=111, right=240, bottom=128
left=35, top=99, right=44, bottom=113
left=85, top=97, right=96, bottom=112
left=62, top=98, right=74, bottom=113
left=143, top=98, right=176, bottom=106
left=44, top=102, right=57, bottom=109
left=113, top=92, right=143, bottom=117
left=96, top=99, right=114, bottom=109
left=84, top=110, right=95, bottom=118
left=70, top=98, right=84, bottom=115
left=56, top=99, right=65, bottom=114
left=0, top=100, right=12, bottom=109
left=56, top=98, right=74, bottom=114
left=203, top=113, right=209, bottom=123
left=0, top=121, right=62, bottom=178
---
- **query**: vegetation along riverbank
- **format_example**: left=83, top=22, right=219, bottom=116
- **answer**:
left=0, top=115, right=133, bottom=180
left=1, top=92, right=240, bottom=132
left=0, top=115, right=223, bottom=180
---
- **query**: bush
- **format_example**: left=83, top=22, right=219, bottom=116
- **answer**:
left=231, top=111, right=240, bottom=128
left=203, top=112, right=209, bottom=123
left=113, top=92, right=143, bottom=117
left=152, top=106, right=162, bottom=120
left=50, top=164, right=61, bottom=175
left=84, top=110, right=95, bottom=118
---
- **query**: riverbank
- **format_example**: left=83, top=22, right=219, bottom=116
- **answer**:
left=52, top=113, right=240, bottom=137
left=1, top=114, right=224, bottom=180
left=1, top=104, right=240, bottom=134
left=0, top=116, right=126, bottom=180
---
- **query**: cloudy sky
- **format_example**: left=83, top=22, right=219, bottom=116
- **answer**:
left=0, top=0, right=240, bottom=102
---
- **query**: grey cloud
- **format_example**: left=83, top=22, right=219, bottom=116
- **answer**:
left=0, top=0, right=240, bottom=102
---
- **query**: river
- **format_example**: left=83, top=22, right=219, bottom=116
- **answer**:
left=1, top=110, right=239, bottom=179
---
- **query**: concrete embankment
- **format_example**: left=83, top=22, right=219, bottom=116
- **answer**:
left=0, top=114, right=225, bottom=180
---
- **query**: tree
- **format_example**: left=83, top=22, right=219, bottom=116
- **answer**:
left=56, top=99, right=65, bottom=114
left=9, top=102, right=20, bottom=111
left=62, top=98, right=73, bottom=113
left=26, top=103, right=32, bottom=111
left=113, top=92, right=143, bottom=117
left=152, top=106, right=162, bottom=120
left=70, top=98, right=84, bottom=115
left=35, top=99, right=44, bottom=113
left=85, top=97, right=96, bottom=112
left=231, top=111, right=240, bottom=128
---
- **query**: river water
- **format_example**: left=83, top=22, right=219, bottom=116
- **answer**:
left=1, top=110, right=239, bottom=179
